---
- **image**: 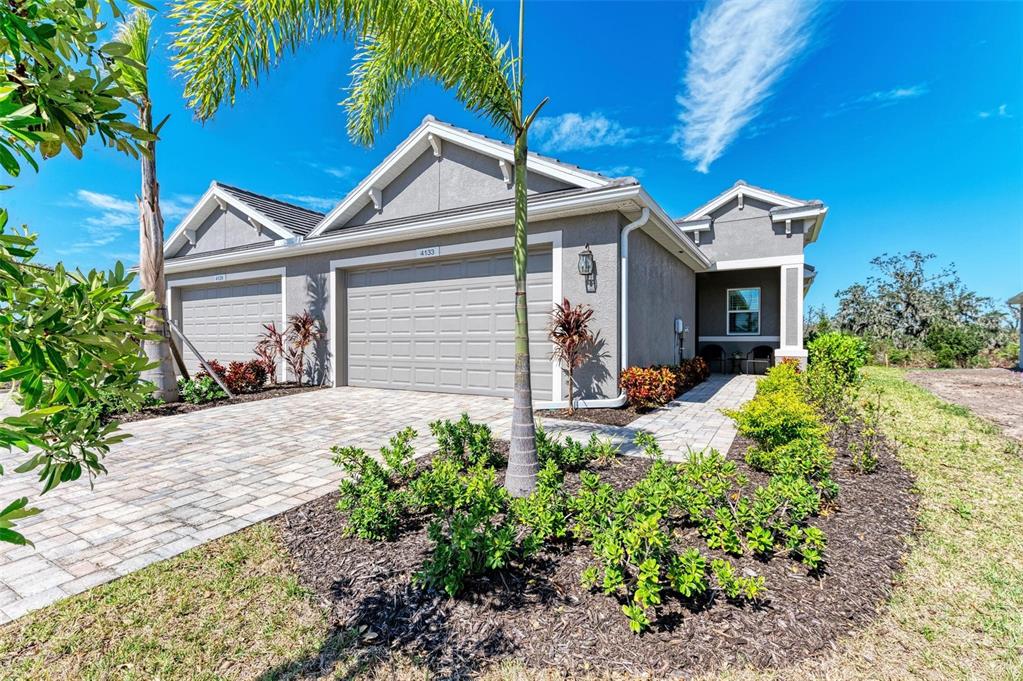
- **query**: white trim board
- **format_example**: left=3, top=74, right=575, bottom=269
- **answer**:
left=328, top=230, right=563, bottom=403
left=698, top=335, right=779, bottom=343
left=681, top=183, right=807, bottom=222
left=711, top=255, right=804, bottom=271
left=310, top=117, right=610, bottom=237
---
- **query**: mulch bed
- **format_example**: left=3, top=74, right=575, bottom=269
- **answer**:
left=534, top=406, right=646, bottom=427
left=274, top=423, right=917, bottom=678
left=111, top=383, right=323, bottom=424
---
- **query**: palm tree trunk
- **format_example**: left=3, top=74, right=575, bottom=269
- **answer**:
left=567, top=364, right=574, bottom=415
left=504, top=130, right=539, bottom=497
left=138, top=100, right=179, bottom=403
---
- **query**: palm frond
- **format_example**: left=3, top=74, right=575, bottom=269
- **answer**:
left=344, top=0, right=518, bottom=145
left=113, top=9, right=153, bottom=99
left=170, top=0, right=517, bottom=141
left=170, top=0, right=346, bottom=121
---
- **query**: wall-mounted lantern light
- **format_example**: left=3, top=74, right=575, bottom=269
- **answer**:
left=578, top=244, right=596, bottom=292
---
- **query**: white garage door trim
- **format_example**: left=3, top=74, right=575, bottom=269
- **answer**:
left=330, top=230, right=562, bottom=402
left=167, top=266, right=287, bottom=381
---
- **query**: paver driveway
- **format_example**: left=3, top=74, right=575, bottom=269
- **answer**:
left=0, top=374, right=757, bottom=623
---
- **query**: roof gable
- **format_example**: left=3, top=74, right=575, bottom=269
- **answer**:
left=308, top=116, right=614, bottom=237
left=681, top=181, right=811, bottom=222
left=679, top=181, right=829, bottom=245
left=165, top=183, right=324, bottom=257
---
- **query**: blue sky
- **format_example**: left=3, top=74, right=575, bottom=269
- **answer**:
left=8, top=0, right=1022, bottom=312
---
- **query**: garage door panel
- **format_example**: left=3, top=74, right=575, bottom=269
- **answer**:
left=347, top=249, right=553, bottom=398
left=179, top=279, right=281, bottom=372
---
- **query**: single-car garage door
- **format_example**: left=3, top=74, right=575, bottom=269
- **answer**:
left=178, top=279, right=282, bottom=371
left=346, top=249, right=553, bottom=398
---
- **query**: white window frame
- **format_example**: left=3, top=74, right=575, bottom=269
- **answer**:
left=726, top=287, right=761, bottom=336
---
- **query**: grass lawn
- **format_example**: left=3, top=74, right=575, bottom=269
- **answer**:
left=1, top=367, right=1021, bottom=679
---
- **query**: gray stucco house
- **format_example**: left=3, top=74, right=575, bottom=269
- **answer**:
left=162, top=116, right=828, bottom=408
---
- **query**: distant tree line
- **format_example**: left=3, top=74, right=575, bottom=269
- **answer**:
left=806, top=252, right=1018, bottom=368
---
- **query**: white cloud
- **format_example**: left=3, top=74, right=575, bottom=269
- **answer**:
left=67, top=189, right=199, bottom=255
left=674, top=0, right=822, bottom=173
left=323, top=166, right=354, bottom=179
left=277, top=194, right=340, bottom=212
left=857, top=83, right=929, bottom=105
left=825, top=83, right=929, bottom=117
left=979, top=103, right=1012, bottom=119
left=531, top=113, right=637, bottom=153
left=596, top=164, right=646, bottom=179
left=77, top=189, right=135, bottom=214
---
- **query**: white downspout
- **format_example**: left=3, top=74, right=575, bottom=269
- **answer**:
left=570, top=207, right=650, bottom=409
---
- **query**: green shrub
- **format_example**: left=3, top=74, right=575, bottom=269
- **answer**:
left=745, top=436, right=834, bottom=483
left=416, top=464, right=518, bottom=597
left=332, top=428, right=417, bottom=540
left=755, top=360, right=803, bottom=397
left=711, top=558, right=766, bottom=601
left=924, top=324, right=985, bottom=368
left=82, top=385, right=163, bottom=422
left=725, top=390, right=827, bottom=451
left=430, top=413, right=501, bottom=467
left=512, top=459, right=569, bottom=550
left=536, top=427, right=618, bottom=471
left=177, top=375, right=226, bottom=404
left=807, top=332, right=868, bottom=384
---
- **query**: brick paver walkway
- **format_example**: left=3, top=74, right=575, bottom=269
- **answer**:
left=0, top=374, right=756, bottom=623
left=539, top=373, right=758, bottom=459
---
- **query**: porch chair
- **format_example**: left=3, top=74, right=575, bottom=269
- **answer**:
left=744, top=346, right=775, bottom=375
left=699, top=344, right=726, bottom=374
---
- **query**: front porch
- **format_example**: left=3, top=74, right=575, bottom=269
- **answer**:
left=694, top=263, right=811, bottom=372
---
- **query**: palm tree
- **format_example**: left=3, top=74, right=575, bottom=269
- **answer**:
left=171, top=0, right=547, bottom=495
left=115, top=10, right=179, bottom=403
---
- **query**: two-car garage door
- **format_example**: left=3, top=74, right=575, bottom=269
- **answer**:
left=178, top=279, right=281, bottom=372
left=346, top=249, right=553, bottom=399
left=173, top=249, right=554, bottom=399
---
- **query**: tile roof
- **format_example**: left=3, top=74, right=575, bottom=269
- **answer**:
left=215, top=182, right=324, bottom=236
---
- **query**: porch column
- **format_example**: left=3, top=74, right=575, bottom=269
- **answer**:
left=776, top=263, right=808, bottom=368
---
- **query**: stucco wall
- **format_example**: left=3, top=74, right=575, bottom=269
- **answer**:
left=694, top=197, right=809, bottom=262
left=167, top=212, right=623, bottom=399
left=627, top=227, right=696, bottom=367
left=696, top=267, right=780, bottom=342
left=171, top=205, right=275, bottom=258
left=342, top=146, right=572, bottom=228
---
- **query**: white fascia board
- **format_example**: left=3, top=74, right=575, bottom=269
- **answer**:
left=676, top=218, right=712, bottom=232
left=635, top=187, right=712, bottom=271
left=165, top=184, right=642, bottom=274
left=165, top=183, right=714, bottom=276
left=308, top=119, right=610, bottom=238
left=770, top=205, right=825, bottom=221
left=806, top=206, right=828, bottom=244
left=164, top=183, right=218, bottom=255
left=710, top=255, right=804, bottom=271
left=213, top=187, right=296, bottom=241
left=163, top=184, right=296, bottom=256
left=681, top=184, right=806, bottom=222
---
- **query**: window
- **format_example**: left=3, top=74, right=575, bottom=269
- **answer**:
left=727, top=287, right=760, bottom=335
